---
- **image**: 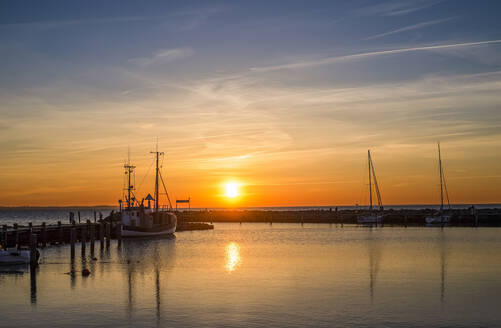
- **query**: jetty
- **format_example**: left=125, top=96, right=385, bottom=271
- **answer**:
left=176, top=207, right=501, bottom=226
left=0, top=218, right=213, bottom=249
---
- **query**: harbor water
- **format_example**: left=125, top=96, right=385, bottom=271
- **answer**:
left=1, top=222, right=500, bottom=327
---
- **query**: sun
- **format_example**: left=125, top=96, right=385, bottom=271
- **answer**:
left=225, top=182, right=240, bottom=198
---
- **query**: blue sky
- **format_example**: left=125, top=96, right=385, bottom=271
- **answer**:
left=1, top=0, right=500, bottom=206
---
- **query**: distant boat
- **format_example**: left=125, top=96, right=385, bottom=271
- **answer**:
left=425, top=142, right=451, bottom=225
left=358, top=150, right=383, bottom=224
left=119, top=146, right=177, bottom=237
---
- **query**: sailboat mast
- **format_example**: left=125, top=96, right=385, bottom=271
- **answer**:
left=368, top=150, right=372, bottom=211
left=438, top=142, right=444, bottom=212
left=150, top=142, right=164, bottom=213
left=155, top=144, right=159, bottom=213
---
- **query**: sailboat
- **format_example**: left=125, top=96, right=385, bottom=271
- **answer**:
left=119, top=146, right=177, bottom=237
left=358, top=150, right=383, bottom=224
left=425, top=142, right=451, bottom=224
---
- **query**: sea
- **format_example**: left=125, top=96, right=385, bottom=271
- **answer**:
left=1, top=218, right=501, bottom=327
left=0, top=204, right=499, bottom=226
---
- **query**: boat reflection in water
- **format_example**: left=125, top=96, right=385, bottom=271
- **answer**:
left=225, top=242, right=241, bottom=273
left=122, top=237, right=176, bottom=327
left=367, top=227, right=383, bottom=303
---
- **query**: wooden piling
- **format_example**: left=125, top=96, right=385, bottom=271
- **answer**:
left=57, top=221, right=63, bottom=244
left=14, top=223, right=19, bottom=248
left=105, top=222, right=111, bottom=248
left=90, top=223, right=95, bottom=257
left=81, top=224, right=87, bottom=257
left=30, top=234, right=38, bottom=266
left=116, top=223, right=122, bottom=247
left=41, top=222, right=47, bottom=248
left=70, top=228, right=76, bottom=259
left=78, top=211, right=81, bottom=223
left=2, top=225, right=7, bottom=249
left=99, top=222, right=104, bottom=250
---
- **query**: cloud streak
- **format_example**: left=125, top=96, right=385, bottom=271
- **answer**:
left=251, top=40, right=501, bottom=72
left=365, top=17, right=457, bottom=40
left=129, top=48, right=194, bottom=67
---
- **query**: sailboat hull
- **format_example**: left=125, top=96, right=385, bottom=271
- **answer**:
left=425, top=215, right=450, bottom=224
left=358, top=215, right=383, bottom=224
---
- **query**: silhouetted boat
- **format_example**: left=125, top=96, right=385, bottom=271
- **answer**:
left=358, top=150, right=383, bottom=224
left=119, top=146, right=177, bottom=237
left=426, top=142, right=451, bottom=224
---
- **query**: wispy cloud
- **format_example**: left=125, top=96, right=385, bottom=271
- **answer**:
left=251, top=40, right=501, bottom=72
left=365, top=17, right=457, bottom=40
left=358, top=0, right=442, bottom=17
left=129, top=48, right=194, bottom=67
left=0, top=16, right=149, bottom=29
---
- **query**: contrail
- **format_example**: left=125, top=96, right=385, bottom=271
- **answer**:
left=251, top=40, right=501, bottom=72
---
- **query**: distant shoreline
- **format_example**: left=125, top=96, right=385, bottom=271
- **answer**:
left=1, top=204, right=500, bottom=210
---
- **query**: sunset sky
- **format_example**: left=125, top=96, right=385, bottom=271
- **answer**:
left=1, top=0, right=500, bottom=207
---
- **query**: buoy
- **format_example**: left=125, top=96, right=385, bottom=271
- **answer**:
left=82, top=268, right=91, bottom=276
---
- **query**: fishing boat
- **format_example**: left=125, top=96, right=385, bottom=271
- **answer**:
left=119, top=146, right=177, bottom=237
left=425, top=142, right=451, bottom=225
left=358, top=150, right=384, bottom=224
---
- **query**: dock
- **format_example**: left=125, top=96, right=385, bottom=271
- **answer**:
left=1, top=219, right=214, bottom=249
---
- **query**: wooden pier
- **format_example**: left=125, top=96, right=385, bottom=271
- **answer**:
left=1, top=220, right=214, bottom=249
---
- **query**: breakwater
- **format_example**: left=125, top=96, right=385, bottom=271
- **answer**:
left=176, top=207, right=501, bottom=226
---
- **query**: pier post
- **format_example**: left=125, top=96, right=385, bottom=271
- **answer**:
left=14, top=223, right=19, bottom=248
left=30, top=234, right=38, bottom=266
left=29, top=222, right=33, bottom=232
left=2, top=225, right=7, bottom=249
left=105, top=222, right=111, bottom=248
left=41, top=222, right=47, bottom=248
left=81, top=224, right=87, bottom=257
left=90, top=224, right=95, bottom=257
left=94, top=211, right=97, bottom=223
left=78, top=211, right=81, bottom=223
left=58, top=221, right=63, bottom=244
left=99, top=222, right=104, bottom=250
left=116, top=223, right=122, bottom=247
left=70, top=228, right=76, bottom=259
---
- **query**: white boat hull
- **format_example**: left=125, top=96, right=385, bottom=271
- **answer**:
left=0, top=249, right=31, bottom=265
left=121, top=226, right=176, bottom=237
left=358, top=215, right=383, bottom=224
left=425, top=215, right=450, bottom=224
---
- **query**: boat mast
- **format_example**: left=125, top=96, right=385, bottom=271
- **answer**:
left=151, top=142, right=164, bottom=213
left=124, top=149, right=135, bottom=210
left=438, top=142, right=444, bottom=212
left=370, top=153, right=383, bottom=211
left=368, top=150, right=372, bottom=211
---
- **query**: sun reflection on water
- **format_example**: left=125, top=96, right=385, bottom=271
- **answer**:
left=225, top=242, right=241, bottom=272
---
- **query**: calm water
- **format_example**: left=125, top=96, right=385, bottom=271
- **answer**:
left=1, top=223, right=500, bottom=327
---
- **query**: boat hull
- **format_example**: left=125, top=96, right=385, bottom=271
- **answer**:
left=0, top=249, right=31, bottom=265
left=358, top=215, right=383, bottom=224
left=121, top=224, right=176, bottom=237
left=425, top=215, right=450, bottom=224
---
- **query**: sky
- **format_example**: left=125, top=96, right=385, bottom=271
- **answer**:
left=0, top=0, right=500, bottom=207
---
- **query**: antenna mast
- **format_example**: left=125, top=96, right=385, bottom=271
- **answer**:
left=124, top=148, right=136, bottom=210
